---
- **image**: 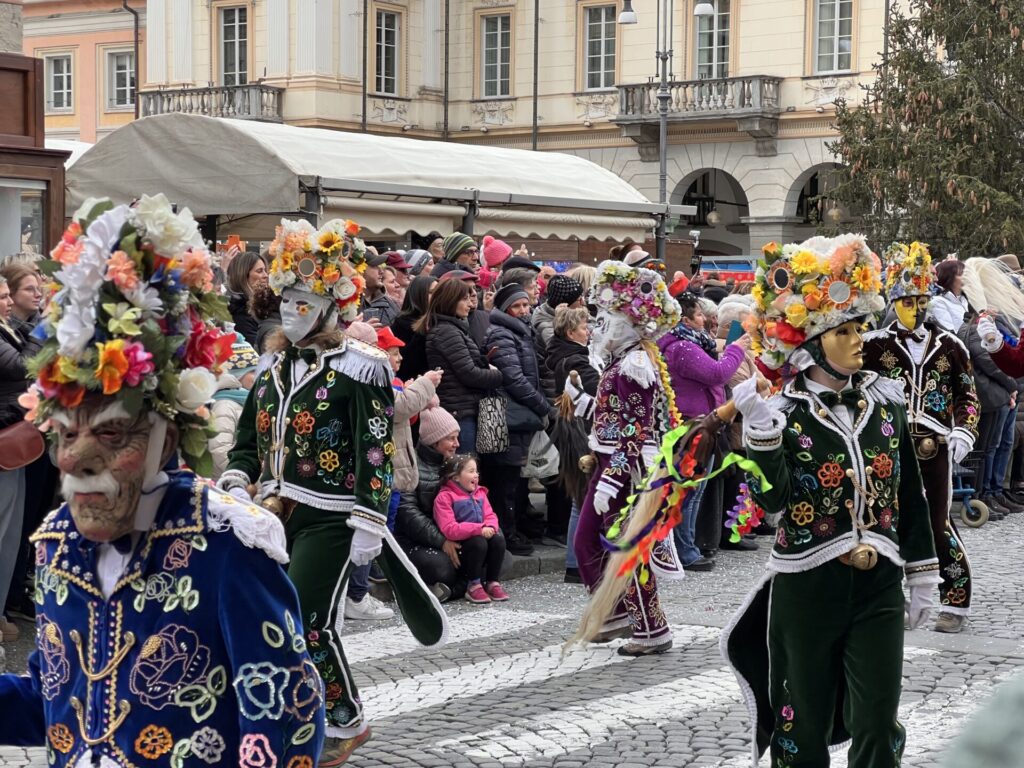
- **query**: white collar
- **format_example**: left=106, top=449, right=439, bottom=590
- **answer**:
left=804, top=377, right=853, bottom=396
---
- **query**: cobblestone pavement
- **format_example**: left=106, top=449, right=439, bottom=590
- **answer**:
left=2, top=507, right=1023, bottom=767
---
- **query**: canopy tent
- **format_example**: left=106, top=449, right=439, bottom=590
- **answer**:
left=66, top=114, right=692, bottom=241
left=45, top=139, right=93, bottom=168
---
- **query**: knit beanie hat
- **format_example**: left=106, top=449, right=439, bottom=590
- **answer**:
left=482, top=235, right=513, bottom=269
left=345, top=321, right=378, bottom=345
left=545, top=275, right=584, bottom=308
left=494, top=283, right=529, bottom=312
left=418, top=405, right=460, bottom=446
left=405, top=249, right=432, bottom=276
left=226, top=334, right=260, bottom=377
left=443, top=232, right=477, bottom=262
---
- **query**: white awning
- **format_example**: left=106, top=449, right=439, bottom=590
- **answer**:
left=45, top=138, right=93, bottom=168
left=66, top=113, right=690, bottom=241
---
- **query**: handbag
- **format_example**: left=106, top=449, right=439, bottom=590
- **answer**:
left=506, top=400, right=544, bottom=433
left=476, top=395, right=510, bottom=454
left=522, top=430, right=560, bottom=479
left=0, top=419, right=46, bottom=471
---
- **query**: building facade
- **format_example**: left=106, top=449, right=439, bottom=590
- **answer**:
left=22, top=0, right=144, bottom=143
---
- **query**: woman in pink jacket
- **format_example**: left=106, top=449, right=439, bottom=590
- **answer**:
left=433, top=455, right=510, bottom=604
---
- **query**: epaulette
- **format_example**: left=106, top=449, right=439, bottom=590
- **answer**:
left=327, top=337, right=393, bottom=387
left=867, top=373, right=907, bottom=406
left=206, top=486, right=289, bottom=565
left=618, top=348, right=656, bottom=388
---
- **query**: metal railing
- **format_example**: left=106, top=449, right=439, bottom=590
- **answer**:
left=617, top=75, right=782, bottom=119
left=139, top=82, right=284, bottom=121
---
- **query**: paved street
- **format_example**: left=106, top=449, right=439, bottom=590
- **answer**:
left=2, top=508, right=1024, bottom=767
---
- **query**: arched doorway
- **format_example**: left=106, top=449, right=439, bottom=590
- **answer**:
left=672, top=168, right=750, bottom=256
left=786, top=163, right=843, bottom=241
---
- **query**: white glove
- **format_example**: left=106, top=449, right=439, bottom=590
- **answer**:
left=564, top=376, right=583, bottom=401
left=227, top=486, right=252, bottom=503
left=733, top=376, right=775, bottom=431
left=906, top=583, right=936, bottom=630
left=593, top=488, right=612, bottom=515
left=216, top=473, right=252, bottom=502
left=948, top=432, right=973, bottom=464
left=350, top=528, right=384, bottom=566
left=978, top=316, right=1003, bottom=353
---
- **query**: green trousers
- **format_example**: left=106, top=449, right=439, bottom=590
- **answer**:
left=768, top=559, right=906, bottom=767
left=286, top=506, right=363, bottom=738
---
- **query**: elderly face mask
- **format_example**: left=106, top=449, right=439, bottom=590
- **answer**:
left=53, top=400, right=173, bottom=542
left=590, top=310, right=641, bottom=366
left=280, top=287, right=336, bottom=344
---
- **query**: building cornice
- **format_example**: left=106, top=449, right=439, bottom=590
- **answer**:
left=25, top=8, right=146, bottom=36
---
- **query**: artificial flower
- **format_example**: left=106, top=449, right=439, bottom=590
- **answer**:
left=784, top=303, right=809, bottom=329
left=95, top=340, right=130, bottom=395
left=55, top=303, right=97, bottom=357
left=774, top=321, right=806, bottom=346
left=176, top=368, right=218, bottom=413
left=790, top=250, right=821, bottom=275
left=344, top=219, right=360, bottom=236
left=106, top=250, right=139, bottom=292
left=103, top=302, right=144, bottom=336
left=179, top=248, right=215, bottom=292
left=183, top=322, right=235, bottom=371
left=131, top=193, right=204, bottom=255
left=318, top=230, right=344, bottom=254
left=123, top=342, right=155, bottom=387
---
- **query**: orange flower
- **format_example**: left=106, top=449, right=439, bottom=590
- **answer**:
left=293, top=411, right=315, bottom=435
left=257, top=411, right=272, bottom=433
left=48, top=724, right=74, bottom=754
left=322, top=264, right=341, bottom=285
left=344, top=219, right=360, bottom=236
left=107, top=250, right=140, bottom=291
left=180, top=249, right=215, bottom=291
left=95, top=340, right=130, bottom=395
left=818, top=462, right=845, bottom=489
left=287, top=758, right=314, bottom=768
left=872, top=454, right=893, bottom=479
left=134, top=725, right=173, bottom=759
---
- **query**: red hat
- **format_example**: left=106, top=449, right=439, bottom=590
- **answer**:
left=668, top=275, right=690, bottom=298
left=439, top=269, right=479, bottom=283
left=376, top=327, right=406, bottom=349
left=385, top=250, right=412, bottom=271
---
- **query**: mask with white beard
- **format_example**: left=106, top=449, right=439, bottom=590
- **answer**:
left=280, top=288, right=337, bottom=343
left=590, top=310, right=642, bottom=368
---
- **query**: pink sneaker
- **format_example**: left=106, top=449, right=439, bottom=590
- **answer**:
left=466, top=583, right=491, bottom=604
left=485, top=582, right=509, bottom=602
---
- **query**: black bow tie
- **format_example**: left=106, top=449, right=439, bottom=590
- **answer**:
left=284, top=346, right=319, bottom=365
left=896, top=327, right=926, bottom=342
left=817, top=389, right=864, bottom=410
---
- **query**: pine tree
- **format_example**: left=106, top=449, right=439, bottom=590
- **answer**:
left=828, top=0, right=1024, bottom=256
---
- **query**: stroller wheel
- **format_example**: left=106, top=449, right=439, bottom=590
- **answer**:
left=961, top=499, right=989, bottom=528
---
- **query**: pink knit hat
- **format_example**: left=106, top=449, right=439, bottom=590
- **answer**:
left=345, top=321, right=378, bottom=345
left=418, top=405, right=460, bottom=446
left=481, top=235, right=512, bottom=269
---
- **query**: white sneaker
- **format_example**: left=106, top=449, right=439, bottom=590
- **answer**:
left=344, top=595, right=394, bottom=621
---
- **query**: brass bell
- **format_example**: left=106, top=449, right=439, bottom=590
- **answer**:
left=262, top=495, right=285, bottom=519
left=914, top=435, right=938, bottom=461
left=848, top=543, right=878, bottom=570
left=578, top=454, right=597, bottom=474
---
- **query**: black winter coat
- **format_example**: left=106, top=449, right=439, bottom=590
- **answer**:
left=546, top=334, right=600, bottom=397
left=393, top=313, right=430, bottom=381
left=0, top=323, right=40, bottom=429
left=362, top=293, right=400, bottom=327
left=485, top=309, right=552, bottom=465
left=425, top=314, right=503, bottom=420
left=531, top=303, right=558, bottom=400
left=960, top=322, right=1016, bottom=411
left=228, top=293, right=260, bottom=347
left=395, top=443, right=448, bottom=551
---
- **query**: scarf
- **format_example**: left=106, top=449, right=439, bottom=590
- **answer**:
left=212, top=388, right=250, bottom=405
left=671, top=322, right=718, bottom=359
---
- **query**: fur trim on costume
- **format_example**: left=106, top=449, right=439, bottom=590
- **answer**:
left=206, top=485, right=289, bottom=565
left=864, top=373, right=906, bottom=406
left=619, top=348, right=657, bottom=388
left=328, top=339, right=392, bottom=387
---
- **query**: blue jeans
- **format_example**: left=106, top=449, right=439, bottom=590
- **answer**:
left=566, top=502, right=580, bottom=570
left=457, top=417, right=477, bottom=456
left=347, top=564, right=370, bottom=602
left=387, top=492, right=400, bottom=531
left=674, top=455, right=715, bottom=565
left=990, top=403, right=1018, bottom=494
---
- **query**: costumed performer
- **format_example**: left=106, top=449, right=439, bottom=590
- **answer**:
left=571, top=260, right=684, bottom=656
left=722, top=235, right=940, bottom=767
left=0, top=195, right=325, bottom=767
left=863, top=242, right=979, bottom=633
left=218, top=217, right=447, bottom=767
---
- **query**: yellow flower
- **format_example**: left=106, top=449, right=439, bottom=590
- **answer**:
left=312, top=279, right=325, bottom=295
left=791, top=250, right=821, bottom=275
left=785, top=303, right=809, bottom=328
left=318, top=230, right=344, bottom=254
left=791, top=502, right=814, bottom=527
left=751, top=282, right=767, bottom=309
left=851, top=265, right=876, bottom=291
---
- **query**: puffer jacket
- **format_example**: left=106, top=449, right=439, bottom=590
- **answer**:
left=362, top=293, right=400, bottom=327
left=393, top=376, right=438, bottom=491
left=228, top=293, right=260, bottom=347
left=209, top=372, right=246, bottom=480
left=0, top=322, right=40, bottom=429
left=531, top=303, right=558, bottom=399
left=426, top=314, right=503, bottom=420
left=545, top=333, right=599, bottom=398
left=960, top=320, right=1016, bottom=411
left=393, top=313, right=429, bottom=380
left=485, top=309, right=553, bottom=466
left=395, top=443, right=448, bottom=551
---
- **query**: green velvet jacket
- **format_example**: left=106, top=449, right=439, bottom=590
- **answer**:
left=745, top=370, right=939, bottom=581
left=223, top=338, right=396, bottom=534
left=862, top=321, right=980, bottom=442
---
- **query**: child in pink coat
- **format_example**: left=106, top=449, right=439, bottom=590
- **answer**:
left=433, top=455, right=510, bottom=603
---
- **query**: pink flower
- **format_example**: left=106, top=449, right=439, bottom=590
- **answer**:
left=123, top=342, right=155, bottom=387
left=180, top=248, right=215, bottom=292
left=106, top=250, right=139, bottom=292
left=239, top=734, right=277, bottom=768
left=781, top=705, right=794, bottom=721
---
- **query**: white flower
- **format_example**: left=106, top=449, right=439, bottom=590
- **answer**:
left=124, top=284, right=165, bottom=316
left=175, top=368, right=218, bottom=413
left=56, top=302, right=97, bottom=357
left=131, top=193, right=204, bottom=256
left=268, top=269, right=296, bottom=292
left=334, top=278, right=357, bottom=301
left=190, top=727, right=225, bottom=764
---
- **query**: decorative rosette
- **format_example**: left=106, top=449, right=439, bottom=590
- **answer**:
left=22, top=194, right=234, bottom=475
left=589, top=260, right=681, bottom=340
left=882, top=241, right=935, bottom=300
left=750, top=233, right=885, bottom=370
left=267, top=217, right=367, bottom=322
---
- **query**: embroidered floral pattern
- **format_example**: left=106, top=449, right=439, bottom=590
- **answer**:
left=130, top=624, right=212, bottom=710
left=135, top=725, right=174, bottom=759
left=37, top=617, right=70, bottom=701
left=163, top=538, right=194, bottom=570
left=319, top=451, right=340, bottom=472
left=285, top=659, right=323, bottom=722
left=48, top=724, right=74, bottom=754
left=287, top=757, right=314, bottom=768
left=189, top=726, right=226, bottom=764
left=257, top=411, right=271, bottom=433
left=366, top=447, right=385, bottom=467
left=239, top=733, right=278, bottom=768
left=872, top=454, right=894, bottom=479
left=234, top=662, right=291, bottom=720
left=790, top=502, right=814, bottom=527
left=812, top=516, right=836, bottom=537
left=292, top=411, right=315, bottom=435
left=817, top=463, right=844, bottom=489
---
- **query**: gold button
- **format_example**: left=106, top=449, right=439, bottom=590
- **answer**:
left=818, top=408, right=828, bottom=418
left=284, top=417, right=291, bottom=426
left=283, top=447, right=291, bottom=455
left=845, top=468, right=855, bottom=478
left=845, top=499, right=854, bottom=509
left=309, top=363, right=317, bottom=371
left=857, top=400, right=867, bottom=409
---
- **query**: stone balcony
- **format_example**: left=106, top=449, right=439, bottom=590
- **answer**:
left=140, top=82, right=284, bottom=122
left=614, top=75, right=783, bottom=157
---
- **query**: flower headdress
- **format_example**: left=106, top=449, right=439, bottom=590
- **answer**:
left=24, top=194, right=234, bottom=474
left=589, top=260, right=681, bottom=340
left=267, top=217, right=367, bottom=322
left=882, top=241, right=935, bottom=301
left=750, top=233, right=885, bottom=370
